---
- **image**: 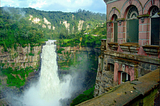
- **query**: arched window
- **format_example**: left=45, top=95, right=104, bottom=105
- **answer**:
left=150, top=6, right=160, bottom=45
left=112, top=14, right=118, bottom=42
left=127, top=6, right=139, bottom=19
left=151, top=6, right=159, bottom=16
left=126, top=6, right=139, bottom=43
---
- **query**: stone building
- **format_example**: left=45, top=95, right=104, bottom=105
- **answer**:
left=94, top=0, right=160, bottom=97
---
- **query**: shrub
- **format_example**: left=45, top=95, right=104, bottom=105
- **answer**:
left=70, top=86, right=95, bottom=106
left=29, top=52, right=34, bottom=56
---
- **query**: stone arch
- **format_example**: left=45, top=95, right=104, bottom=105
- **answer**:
left=127, top=5, right=139, bottom=19
left=108, top=7, right=120, bottom=20
left=111, top=14, right=118, bottom=21
left=143, top=0, right=160, bottom=14
left=126, top=5, right=139, bottom=43
left=148, top=5, right=159, bottom=16
left=121, top=0, right=143, bottom=18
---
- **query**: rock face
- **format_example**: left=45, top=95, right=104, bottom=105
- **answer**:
left=78, top=20, right=84, bottom=31
left=57, top=46, right=100, bottom=68
left=57, top=46, right=100, bottom=105
left=62, top=21, right=70, bottom=32
left=0, top=44, right=42, bottom=104
left=0, top=44, right=42, bottom=69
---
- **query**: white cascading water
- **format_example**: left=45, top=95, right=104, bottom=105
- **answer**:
left=21, top=40, right=72, bottom=106
left=39, top=40, right=60, bottom=100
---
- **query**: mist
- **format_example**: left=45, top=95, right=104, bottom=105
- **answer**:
left=2, top=41, right=94, bottom=106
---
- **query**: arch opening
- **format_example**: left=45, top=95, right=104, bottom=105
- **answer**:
left=126, top=5, right=139, bottom=43
left=150, top=6, right=160, bottom=45
left=112, top=14, right=118, bottom=42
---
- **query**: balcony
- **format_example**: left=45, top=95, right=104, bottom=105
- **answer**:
left=100, top=40, right=160, bottom=65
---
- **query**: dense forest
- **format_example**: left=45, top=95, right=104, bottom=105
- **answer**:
left=0, top=7, right=106, bottom=51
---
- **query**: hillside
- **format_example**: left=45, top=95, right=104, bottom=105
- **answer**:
left=0, top=7, right=105, bottom=39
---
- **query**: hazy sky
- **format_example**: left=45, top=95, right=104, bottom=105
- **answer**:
left=1, top=0, right=106, bottom=13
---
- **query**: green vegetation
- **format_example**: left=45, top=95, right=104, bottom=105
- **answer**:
left=57, top=48, right=65, bottom=54
left=1, top=66, right=34, bottom=88
left=29, top=52, right=34, bottom=56
left=0, top=7, right=106, bottom=42
left=0, top=8, right=46, bottom=51
left=71, top=86, right=95, bottom=106
left=58, top=24, right=106, bottom=48
left=137, top=14, right=150, bottom=18
left=0, top=7, right=106, bottom=51
left=116, top=18, right=125, bottom=21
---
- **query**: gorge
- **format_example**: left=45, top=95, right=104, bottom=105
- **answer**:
left=0, top=40, right=99, bottom=106
left=0, top=7, right=105, bottom=106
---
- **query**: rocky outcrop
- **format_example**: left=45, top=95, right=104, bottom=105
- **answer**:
left=78, top=20, right=84, bottom=31
left=0, top=44, right=41, bottom=69
left=62, top=21, right=70, bottom=32
left=57, top=46, right=100, bottom=66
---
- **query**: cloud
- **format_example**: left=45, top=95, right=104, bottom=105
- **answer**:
left=1, top=0, right=106, bottom=13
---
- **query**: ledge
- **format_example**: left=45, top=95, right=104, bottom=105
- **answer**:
left=77, top=69, right=160, bottom=106
left=104, top=50, right=160, bottom=65
left=137, top=14, right=150, bottom=19
left=120, top=43, right=139, bottom=47
left=116, top=18, right=125, bottom=22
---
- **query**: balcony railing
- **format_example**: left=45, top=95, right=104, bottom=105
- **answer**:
left=101, top=41, right=160, bottom=58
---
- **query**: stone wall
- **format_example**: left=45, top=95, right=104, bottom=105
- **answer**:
left=78, top=69, right=160, bottom=106
left=94, top=49, right=159, bottom=97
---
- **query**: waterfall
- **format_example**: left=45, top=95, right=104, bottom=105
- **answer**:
left=39, top=40, right=60, bottom=100
left=21, top=40, right=72, bottom=106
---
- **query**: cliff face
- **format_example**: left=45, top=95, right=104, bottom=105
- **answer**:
left=0, top=44, right=42, bottom=69
left=57, top=46, right=100, bottom=70
left=57, top=46, right=100, bottom=105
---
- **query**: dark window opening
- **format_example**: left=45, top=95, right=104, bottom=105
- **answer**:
left=107, top=63, right=114, bottom=72
left=121, top=72, right=130, bottom=83
left=112, top=14, right=118, bottom=42
left=151, top=17, right=160, bottom=45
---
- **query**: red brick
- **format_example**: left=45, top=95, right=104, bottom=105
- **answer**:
left=107, top=35, right=111, bottom=38
left=139, top=33, right=148, bottom=39
left=139, top=24, right=143, bottom=32
left=142, top=39, right=149, bottom=45
left=139, top=18, right=150, bottom=24
left=107, top=39, right=110, bottom=43
left=139, top=40, right=143, bottom=46
left=132, top=1, right=137, bottom=5
left=118, top=27, right=122, bottom=32
left=122, top=21, right=125, bottom=26
left=143, top=24, right=150, bottom=31
left=143, top=9, right=148, bottom=14
left=111, top=33, right=113, bottom=39
left=155, top=1, right=160, bottom=5
left=118, top=33, right=123, bottom=39
left=123, top=26, right=126, bottom=32
left=148, top=2, right=151, bottom=8
left=118, top=39, right=121, bottom=44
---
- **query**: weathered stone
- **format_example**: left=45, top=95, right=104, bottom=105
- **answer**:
left=151, top=65, right=157, bottom=71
